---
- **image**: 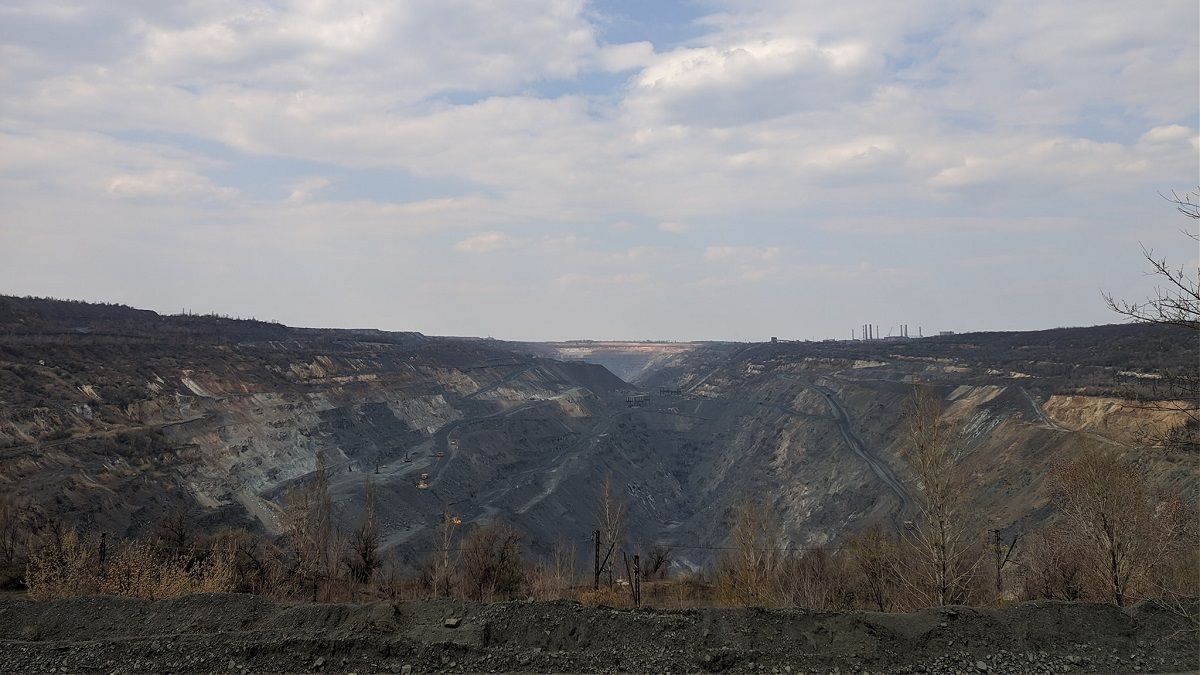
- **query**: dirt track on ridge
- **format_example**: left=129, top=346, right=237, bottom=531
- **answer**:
left=0, top=594, right=1196, bottom=674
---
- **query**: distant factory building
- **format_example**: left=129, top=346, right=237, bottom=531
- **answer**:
left=939, top=330, right=955, bottom=336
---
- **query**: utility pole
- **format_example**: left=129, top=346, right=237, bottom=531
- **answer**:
left=991, top=529, right=1019, bottom=598
left=593, top=530, right=601, bottom=591
left=623, top=551, right=635, bottom=606
left=633, top=554, right=641, bottom=607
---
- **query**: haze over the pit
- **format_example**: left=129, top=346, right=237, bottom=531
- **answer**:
left=1, top=1, right=1196, bottom=341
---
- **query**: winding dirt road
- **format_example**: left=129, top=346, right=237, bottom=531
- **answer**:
left=777, top=375, right=911, bottom=519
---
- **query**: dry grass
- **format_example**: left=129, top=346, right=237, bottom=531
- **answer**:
left=25, top=529, right=94, bottom=601
left=27, top=533, right=237, bottom=601
left=13, top=447, right=1196, bottom=617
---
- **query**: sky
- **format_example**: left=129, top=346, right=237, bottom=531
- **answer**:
left=1, top=1, right=1197, bottom=341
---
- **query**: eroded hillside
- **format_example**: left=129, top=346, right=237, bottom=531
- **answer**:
left=1, top=297, right=1195, bottom=568
left=0, top=297, right=632, bottom=552
left=509, top=341, right=701, bottom=382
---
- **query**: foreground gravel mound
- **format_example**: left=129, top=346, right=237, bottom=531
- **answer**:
left=0, top=594, right=1195, bottom=674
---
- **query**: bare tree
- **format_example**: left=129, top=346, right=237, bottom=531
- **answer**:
left=282, top=449, right=337, bottom=599
left=1051, top=451, right=1189, bottom=606
left=530, top=538, right=578, bottom=600
left=595, top=473, right=626, bottom=589
left=156, top=506, right=195, bottom=557
left=900, top=386, right=980, bottom=606
left=779, top=545, right=855, bottom=610
left=1017, top=523, right=1085, bottom=602
left=0, top=496, right=26, bottom=570
left=646, top=543, right=673, bottom=580
left=207, top=527, right=287, bottom=597
left=345, top=478, right=380, bottom=584
left=716, top=498, right=785, bottom=607
left=311, top=450, right=336, bottom=576
left=1103, top=189, right=1199, bottom=331
left=1102, top=188, right=1199, bottom=452
left=458, top=522, right=525, bottom=602
left=432, top=511, right=461, bottom=597
left=550, top=538, right=577, bottom=594
left=846, top=525, right=897, bottom=611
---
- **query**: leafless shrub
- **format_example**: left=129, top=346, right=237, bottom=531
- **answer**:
left=659, top=568, right=713, bottom=609
left=1050, top=451, right=1191, bottom=606
left=1017, top=523, right=1086, bottom=602
left=207, top=527, right=287, bottom=597
left=345, top=478, right=380, bottom=584
left=281, top=450, right=338, bottom=600
left=25, top=528, right=95, bottom=600
left=529, top=538, right=577, bottom=600
left=98, top=539, right=189, bottom=598
left=458, top=522, right=525, bottom=602
left=716, top=499, right=786, bottom=607
left=779, top=545, right=856, bottom=610
left=0, top=496, right=28, bottom=587
left=846, top=525, right=898, bottom=611
left=156, top=506, right=196, bottom=558
left=63, top=536, right=237, bottom=600
left=645, top=543, right=673, bottom=580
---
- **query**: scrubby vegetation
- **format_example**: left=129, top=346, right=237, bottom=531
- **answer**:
left=4, top=397, right=1195, bottom=621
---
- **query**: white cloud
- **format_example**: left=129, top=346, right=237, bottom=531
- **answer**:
left=0, top=0, right=1196, bottom=339
left=454, top=232, right=509, bottom=253
left=1139, top=124, right=1195, bottom=145
left=107, top=169, right=238, bottom=200
left=596, top=41, right=654, bottom=72
left=553, top=272, right=648, bottom=287
left=658, top=221, right=693, bottom=234
left=287, top=177, right=331, bottom=203
left=627, top=37, right=876, bottom=127
left=704, top=246, right=781, bottom=263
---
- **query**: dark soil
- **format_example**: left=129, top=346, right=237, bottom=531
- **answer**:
left=0, top=594, right=1196, bottom=674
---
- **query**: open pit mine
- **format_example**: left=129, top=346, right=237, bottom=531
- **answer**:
left=1, top=296, right=1194, bottom=568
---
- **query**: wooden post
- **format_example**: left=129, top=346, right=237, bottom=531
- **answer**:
left=623, top=551, right=634, bottom=605
left=593, top=530, right=601, bottom=591
left=992, top=529, right=1003, bottom=595
left=633, top=554, right=641, bottom=607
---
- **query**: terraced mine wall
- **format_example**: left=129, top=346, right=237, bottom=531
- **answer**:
left=1, top=296, right=1195, bottom=566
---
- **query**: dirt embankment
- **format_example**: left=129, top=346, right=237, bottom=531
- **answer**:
left=0, top=594, right=1195, bottom=674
